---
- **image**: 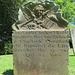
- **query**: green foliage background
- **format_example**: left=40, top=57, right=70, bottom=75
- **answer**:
left=0, top=0, right=27, bottom=54
left=55, top=0, right=75, bottom=22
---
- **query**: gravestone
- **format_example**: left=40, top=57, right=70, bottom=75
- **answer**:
left=12, top=1, right=69, bottom=75
left=70, top=28, right=75, bottom=55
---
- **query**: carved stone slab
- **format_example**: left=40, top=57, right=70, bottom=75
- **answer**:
left=12, top=30, right=69, bottom=75
left=12, top=1, right=68, bottom=31
left=70, top=28, right=75, bottom=55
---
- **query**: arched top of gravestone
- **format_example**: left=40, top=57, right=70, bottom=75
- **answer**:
left=12, top=1, right=68, bottom=31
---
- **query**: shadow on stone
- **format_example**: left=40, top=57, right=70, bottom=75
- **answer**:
left=3, top=70, right=13, bottom=75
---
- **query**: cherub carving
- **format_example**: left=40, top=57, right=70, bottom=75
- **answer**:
left=12, top=1, right=68, bottom=31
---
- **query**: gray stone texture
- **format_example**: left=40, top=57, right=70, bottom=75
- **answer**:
left=12, top=1, right=68, bottom=31
left=70, top=28, right=75, bottom=55
left=12, top=30, right=69, bottom=75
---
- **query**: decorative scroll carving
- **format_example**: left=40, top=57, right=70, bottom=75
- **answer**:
left=12, top=1, right=68, bottom=31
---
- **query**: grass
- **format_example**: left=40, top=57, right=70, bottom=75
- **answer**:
left=0, top=50, right=75, bottom=75
left=69, top=49, right=75, bottom=75
left=0, top=55, right=13, bottom=75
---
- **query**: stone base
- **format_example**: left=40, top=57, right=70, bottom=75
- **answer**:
left=12, top=30, right=69, bottom=75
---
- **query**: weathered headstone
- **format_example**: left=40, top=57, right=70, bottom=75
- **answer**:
left=70, top=28, right=75, bottom=55
left=12, top=1, right=69, bottom=75
left=13, top=30, right=69, bottom=75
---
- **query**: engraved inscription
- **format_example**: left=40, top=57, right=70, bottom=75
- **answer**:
left=12, top=31, right=69, bottom=75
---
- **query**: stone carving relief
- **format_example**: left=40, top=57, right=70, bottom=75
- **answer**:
left=12, top=1, right=68, bottom=31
